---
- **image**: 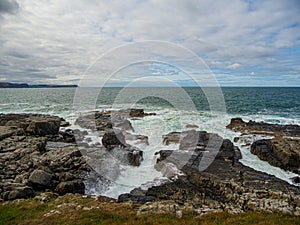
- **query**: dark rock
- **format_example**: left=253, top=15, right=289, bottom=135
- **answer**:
left=292, top=176, right=300, bottom=184
left=26, top=119, right=60, bottom=136
left=0, top=114, right=62, bottom=136
left=185, top=124, right=199, bottom=129
left=123, top=132, right=149, bottom=145
left=117, top=193, right=157, bottom=204
left=111, top=145, right=144, bottom=167
left=126, top=146, right=144, bottom=166
left=75, top=111, right=133, bottom=131
left=29, top=169, right=54, bottom=188
left=162, top=132, right=181, bottom=145
left=2, top=186, right=34, bottom=200
left=102, top=130, right=126, bottom=150
left=233, top=137, right=239, bottom=142
left=227, top=118, right=300, bottom=136
left=251, top=137, right=300, bottom=174
left=55, top=180, right=85, bottom=195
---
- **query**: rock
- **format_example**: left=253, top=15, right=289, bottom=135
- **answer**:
left=292, top=176, right=300, bottom=184
left=75, top=111, right=133, bottom=131
left=29, top=169, right=54, bottom=188
left=47, top=129, right=76, bottom=143
left=2, top=186, right=34, bottom=200
left=251, top=137, right=300, bottom=174
left=26, top=119, right=60, bottom=136
left=111, top=145, right=144, bottom=167
left=102, top=130, right=126, bottom=150
left=185, top=124, right=199, bottom=129
left=122, top=131, right=300, bottom=215
left=55, top=180, right=85, bottom=195
left=233, top=137, right=239, bottom=142
left=117, top=193, right=157, bottom=204
left=123, top=132, right=149, bottom=145
left=0, top=114, right=62, bottom=136
left=107, top=109, right=156, bottom=118
left=34, top=192, right=59, bottom=202
left=0, top=126, right=15, bottom=141
left=162, top=132, right=181, bottom=145
left=227, top=118, right=300, bottom=136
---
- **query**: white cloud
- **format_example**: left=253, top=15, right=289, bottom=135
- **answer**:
left=0, top=0, right=299, bottom=85
left=227, top=63, right=241, bottom=70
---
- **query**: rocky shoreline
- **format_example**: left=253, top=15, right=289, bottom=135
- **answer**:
left=0, top=111, right=299, bottom=216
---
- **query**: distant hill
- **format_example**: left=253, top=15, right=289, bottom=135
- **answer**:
left=0, top=82, right=78, bottom=88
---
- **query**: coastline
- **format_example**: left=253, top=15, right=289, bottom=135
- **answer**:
left=0, top=109, right=299, bottom=221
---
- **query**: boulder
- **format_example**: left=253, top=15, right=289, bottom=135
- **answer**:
left=102, top=130, right=126, bottom=150
left=29, top=169, right=54, bottom=188
left=0, top=114, right=62, bottom=136
left=162, top=132, right=181, bottom=145
left=251, top=137, right=300, bottom=174
left=55, top=180, right=85, bottom=195
left=2, top=186, right=34, bottom=200
left=123, top=132, right=149, bottom=145
left=26, top=119, right=60, bottom=136
left=110, top=146, right=144, bottom=167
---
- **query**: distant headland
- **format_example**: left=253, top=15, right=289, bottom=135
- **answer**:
left=0, top=82, right=78, bottom=88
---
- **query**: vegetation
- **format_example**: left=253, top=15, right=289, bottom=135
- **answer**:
left=0, top=194, right=299, bottom=225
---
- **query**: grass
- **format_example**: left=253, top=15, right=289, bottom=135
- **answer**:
left=0, top=194, right=299, bottom=225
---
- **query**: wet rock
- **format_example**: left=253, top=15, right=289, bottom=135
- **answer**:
left=291, top=176, right=300, bottom=184
left=102, top=130, right=126, bottom=150
left=227, top=118, right=300, bottom=136
left=75, top=111, right=133, bottom=131
left=185, top=124, right=199, bottom=129
left=251, top=137, right=300, bottom=174
left=123, top=132, right=149, bottom=145
left=162, top=132, right=181, bottom=145
left=111, top=146, right=144, bottom=167
left=48, top=129, right=76, bottom=143
left=107, top=109, right=156, bottom=118
left=122, top=131, right=300, bottom=215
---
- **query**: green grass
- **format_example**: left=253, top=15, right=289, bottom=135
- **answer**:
left=0, top=195, right=299, bottom=225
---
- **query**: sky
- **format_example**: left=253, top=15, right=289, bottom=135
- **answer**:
left=0, top=0, right=300, bottom=87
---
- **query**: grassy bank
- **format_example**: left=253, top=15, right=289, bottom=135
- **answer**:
left=0, top=194, right=299, bottom=225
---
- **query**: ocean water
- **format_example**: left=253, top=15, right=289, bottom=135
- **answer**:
left=1, top=87, right=299, bottom=197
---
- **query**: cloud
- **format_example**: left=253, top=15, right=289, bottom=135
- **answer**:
left=227, top=63, right=241, bottom=70
left=0, top=0, right=19, bottom=15
left=0, top=0, right=299, bottom=86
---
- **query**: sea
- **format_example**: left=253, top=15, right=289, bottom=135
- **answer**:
left=1, top=87, right=299, bottom=198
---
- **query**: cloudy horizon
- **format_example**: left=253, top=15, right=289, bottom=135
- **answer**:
left=0, top=0, right=300, bottom=87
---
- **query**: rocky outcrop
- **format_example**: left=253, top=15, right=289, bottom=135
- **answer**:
left=119, top=130, right=300, bottom=215
left=251, top=137, right=300, bottom=174
left=75, top=112, right=132, bottom=131
left=0, top=114, right=91, bottom=200
left=102, top=130, right=126, bottom=150
left=75, top=109, right=156, bottom=132
left=227, top=118, right=300, bottom=175
left=103, top=109, right=156, bottom=118
left=227, top=118, right=300, bottom=136
left=0, top=113, right=64, bottom=136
